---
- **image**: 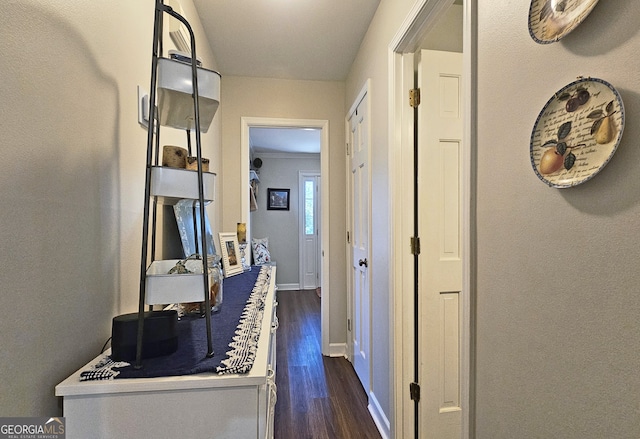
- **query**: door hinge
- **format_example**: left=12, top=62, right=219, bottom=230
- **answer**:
left=347, top=318, right=351, bottom=332
left=410, top=382, right=421, bottom=402
left=409, top=88, right=421, bottom=108
left=346, top=142, right=350, bottom=156
left=347, top=231, right=351, bottom=243
left=410, top=236, right=421, bottom=255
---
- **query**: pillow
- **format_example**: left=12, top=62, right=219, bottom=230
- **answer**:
left=251, top=237, right=271, bottom=265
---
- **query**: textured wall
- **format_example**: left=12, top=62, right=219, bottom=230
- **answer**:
left=0, top=0, right=220, bottom=416
left=347, top=0, right=640, bottom=436
left=476, top=2, right=640, bottom=437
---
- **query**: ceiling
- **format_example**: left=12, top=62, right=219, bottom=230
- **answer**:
left=192, top=0, right=381, bottom=82
left=191, top=1, right=380, bottom=154
left=249, top=127, right=321, bottom=154
left=190, top=1, right=463, bottom=154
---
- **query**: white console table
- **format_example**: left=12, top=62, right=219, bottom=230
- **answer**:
left=56, top=267, right=277, bottom=439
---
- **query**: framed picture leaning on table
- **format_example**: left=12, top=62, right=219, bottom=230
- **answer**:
left=219, top=232, right=243, bottom=277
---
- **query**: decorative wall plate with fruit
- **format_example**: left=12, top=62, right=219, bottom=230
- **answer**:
left=528, top=0, right=599, bottom=44
left=530, top=77, right=624, bottom=188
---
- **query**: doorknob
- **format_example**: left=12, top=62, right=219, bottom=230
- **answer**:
left=359, top=258, right=368, bottom=267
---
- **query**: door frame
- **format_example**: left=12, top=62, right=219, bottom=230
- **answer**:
left=241, top=117, right=331, bottom=355
left=388, top=1, right=477, bottom=438
left=298, top=171, right=321, bottom=290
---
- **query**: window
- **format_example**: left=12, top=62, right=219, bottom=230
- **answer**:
left=304, top=180, right=315, bottom=235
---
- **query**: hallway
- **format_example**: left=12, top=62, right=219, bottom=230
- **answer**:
left=274, top=289, right=382, bottom=439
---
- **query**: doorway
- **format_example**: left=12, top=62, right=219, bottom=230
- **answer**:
left=240, top=117, right=332, bottom=355
left=389, top=0, right=476, bottom=438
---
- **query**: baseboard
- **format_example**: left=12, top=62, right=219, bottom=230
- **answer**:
left=276, top=283, right=300, bottom=291
left=328, top=342, right=347, bottom=357
left=368, top=391, right=391, bottom=439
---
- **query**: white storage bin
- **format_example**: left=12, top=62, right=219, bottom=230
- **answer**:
left=145, top=259, right=213, bottom=305
left=150, top=166, right=216, bottom=203
left=157, top=57, right=221, bottom=133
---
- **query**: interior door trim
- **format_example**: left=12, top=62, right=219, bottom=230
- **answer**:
left=388, top=0, right=478, bottom=438
left=240, top=117, right=331, bottom=355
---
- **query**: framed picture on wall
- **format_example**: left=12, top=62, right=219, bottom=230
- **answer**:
left=267, top=188, right=290, bottom=211
left=218, top=232, right=243, bottom=277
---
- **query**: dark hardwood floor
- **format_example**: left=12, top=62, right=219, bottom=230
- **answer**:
left=274, top=289, right=382, bottom=439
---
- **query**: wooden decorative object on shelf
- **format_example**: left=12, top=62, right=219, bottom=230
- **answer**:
left=186, top=156, right=209, bottom=172
left=162, top=145, right=188, bottom=168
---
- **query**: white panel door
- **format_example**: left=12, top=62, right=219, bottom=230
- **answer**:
left=418, top=49, right=463, bottom=438
left=349, top=91, right=371, bottom=393
left=300, top=173, right=320, bottom=289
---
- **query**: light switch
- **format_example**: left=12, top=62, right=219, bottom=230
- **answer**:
left=138, top=85, right=149, bottom=128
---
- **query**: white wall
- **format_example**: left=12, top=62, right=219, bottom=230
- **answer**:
left=220, top=76, right=347, bottom=343
left=476, top=2, right=640, bottom=438
left=250, top=154, right=321, bottom=287
left=0, top=0, right=221, bottom=416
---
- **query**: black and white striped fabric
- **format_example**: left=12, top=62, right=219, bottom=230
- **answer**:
left=80, top=356, right=130, bottom=381
left=216, top=266, right=271, bottom=374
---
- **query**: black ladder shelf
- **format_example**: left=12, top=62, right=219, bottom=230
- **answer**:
left=135, top=0, right=220, bottom=368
